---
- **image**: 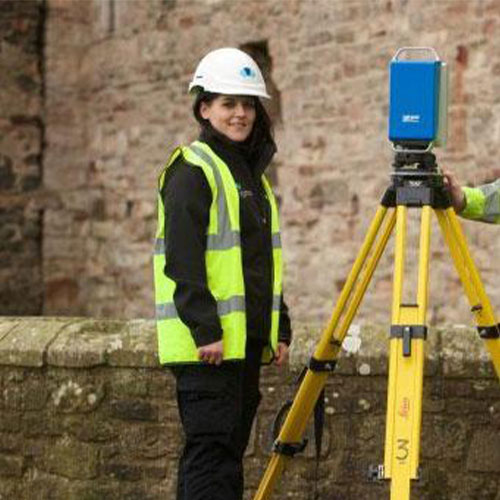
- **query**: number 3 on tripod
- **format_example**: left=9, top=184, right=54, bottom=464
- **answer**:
left=396, top=438, right=410, bottom=462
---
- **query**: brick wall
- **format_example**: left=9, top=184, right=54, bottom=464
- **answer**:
left=0, top=0, right=44, bottom=315
left=34, top=0, right=500, bottom=327
left=0, top=318, right=499, bottom=499
left=2, top=1, right=500, bottom=324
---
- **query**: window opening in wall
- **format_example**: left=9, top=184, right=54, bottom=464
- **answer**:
left=240, top=40, right=282, bottom=126
left=240, top=41, right=282, bottom=188
left=100, top=0, right=117, bottom=34
left=108, top=0, right=116, bottom=34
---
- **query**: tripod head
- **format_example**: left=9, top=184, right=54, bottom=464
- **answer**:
left=393, top=151, right=438, bottom=172
left=383, top=150, right=451, bottom=209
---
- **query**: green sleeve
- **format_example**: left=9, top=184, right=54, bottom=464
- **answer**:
left=460, top=187, right=485, bottom=220
left=460, top=180, right=500, bottom=224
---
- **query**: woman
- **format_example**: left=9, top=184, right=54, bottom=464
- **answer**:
left=153, top=48, right=292, bottom=500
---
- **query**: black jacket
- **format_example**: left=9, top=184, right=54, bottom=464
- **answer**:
left=161, top=126, right=292, bottom=351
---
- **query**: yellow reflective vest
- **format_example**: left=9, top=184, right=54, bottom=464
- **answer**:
left=153, top=141, right=283, bottom=365
left=461, top=179, right=500, bottom=224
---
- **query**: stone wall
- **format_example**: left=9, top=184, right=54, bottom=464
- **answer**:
left=0, top=318, right=499, bottom=499
left=0, top=0, right=44, bottom=315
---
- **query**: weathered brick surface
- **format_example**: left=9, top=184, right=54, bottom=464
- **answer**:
left=0, top=0, right=44, bottom=315
left=36, top=0, right=500, bottom=326
left=1, top=0, right=500, bottom=330
left=0, top=318, right=498, bottom=499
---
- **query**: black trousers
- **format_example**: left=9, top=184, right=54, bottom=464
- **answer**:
left=172, top=340, right=264, bottom=500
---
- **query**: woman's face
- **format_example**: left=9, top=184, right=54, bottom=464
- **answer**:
left=200, top=95, right=256, bottom=142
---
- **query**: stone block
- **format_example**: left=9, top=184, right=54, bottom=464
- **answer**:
left=42, top=436, right=99, bottom=479
left=442, top=472, right=499, bottom=500
left=142, top=461, right=167, bottom=480
left=102, top=462, right=142, bottom=482
left=147, top=370, right=174, bottom=399
left=0, top=454, right=24, bottom=478
left=0, top=317, right=69, bottom=366
left=466, top=429, right=500, bottom=472
left=0, top=411, right=21, bottom=433
left=64, top=414, right=119, bottom=443
left=104, top=423, right=171, bottom=462
left=22, top=411, right=64, bottom=437
left=108, top=368, right=149, bottom=398
left=106, top=319, right=157, bottom=367
left=66, top=482, right=121, bottom=500
left=0, top=433, right=22, bottom=454
left=47, top=319, right=121, bottom=367
left=46, top=318, right=158, bottom=368
left=446, top=397, right=490, bottom=415
left=421, top=416, right=467, bottom=460
left=0, top=477, right=22, bottom=499
left=3, top=376, right=49, bottom=410
left=440, top=326, right=494, bottom=377
left=110, top=399, right=159, bottom=422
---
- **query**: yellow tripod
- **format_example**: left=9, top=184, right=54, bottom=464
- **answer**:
left=254, top=152, right=500, bottom=500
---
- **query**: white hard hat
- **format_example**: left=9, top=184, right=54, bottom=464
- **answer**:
left=189, top=47, right=270, bottom=99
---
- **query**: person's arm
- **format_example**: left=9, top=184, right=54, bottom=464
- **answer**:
left=461, top=179, right=500, bottom=224
left=443, top=168, right=500, bottom=223
left=162, top=158, right=224, bottom=362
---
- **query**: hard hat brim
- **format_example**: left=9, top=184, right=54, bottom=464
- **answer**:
left=189, top=82, right=271, bottom=99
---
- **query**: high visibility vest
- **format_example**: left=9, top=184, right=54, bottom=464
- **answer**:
left=153, top=140, right=283, bottom=365
left=461, top=179, right=500, bottom=224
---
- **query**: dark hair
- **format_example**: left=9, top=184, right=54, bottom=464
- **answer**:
left=192, top=90, right=218, bottom=125
left=192, top=90, right=274, bottom=155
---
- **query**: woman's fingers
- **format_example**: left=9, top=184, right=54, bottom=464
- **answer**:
left=274, top=343, right=289, bottom=366
left=198, top=340, right=223, bottom=365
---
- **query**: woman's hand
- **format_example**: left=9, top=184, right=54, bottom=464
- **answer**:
left=198, top=340, right=224, bottom=365
left=274, top=342, right=289, bottom=367
left=442, top=168, right=466, bottom=213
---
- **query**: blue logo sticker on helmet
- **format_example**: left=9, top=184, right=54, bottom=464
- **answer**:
left=240, top=66, right=256, bottom=79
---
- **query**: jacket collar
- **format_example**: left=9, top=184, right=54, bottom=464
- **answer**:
left=198, top=124, right=276, bottom=179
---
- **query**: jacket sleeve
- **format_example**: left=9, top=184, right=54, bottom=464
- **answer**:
left=161, top=157, right=223, bottom=347
left=460, top=179, right=500, bottom=224
left=278, top=293, right=292, bottom=346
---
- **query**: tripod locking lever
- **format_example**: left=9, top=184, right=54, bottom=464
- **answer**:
left=390, top=325, right=428, bottom=357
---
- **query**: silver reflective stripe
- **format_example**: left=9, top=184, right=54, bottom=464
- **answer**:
left=154, top=238, right=165, bottom=255
left=479, top=180, right=500, bottom=221
left=484, top=190, right=500, bottom=219
left=480, top=179, right=500, bottom=198
left=217, top=296, right=245, bottom=316
left=272, top=232, right=282, bottom=248
left=272, top=294, right=281, bottom=311
left=156, top=302, right=178, bottom=320
left=189, top=144, right=238, bottom=251
left=156, top=296, right=245, bottom=321
left=207, top=230, right=240, bottom=250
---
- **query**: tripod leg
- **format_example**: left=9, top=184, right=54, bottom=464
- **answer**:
left=435, top=208, right=500, bottom=379
left=384, top=205, right=431, bottom=500
left=253, top=206, right=396, bottom=500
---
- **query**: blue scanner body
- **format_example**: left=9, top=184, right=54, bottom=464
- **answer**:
left=389, top=60, right=441, bottom=143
